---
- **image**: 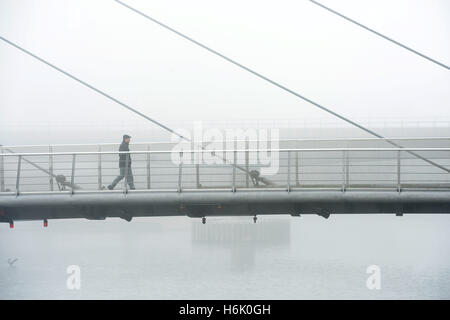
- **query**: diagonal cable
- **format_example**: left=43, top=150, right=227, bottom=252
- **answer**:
left=0, top=36, right=186, bottom=142
left=0, top=36, right=255, bottom=179
left=0, top=145, right=80, bottom=190
left=112, top=0, right=450, bottom=173
left=308, top=0, right=449, bottom=70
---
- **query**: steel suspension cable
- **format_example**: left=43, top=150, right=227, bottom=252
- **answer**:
left=0, top=36, right=254, bottom=178
left=112, top=0, right=450, bottom=173
left=0, top=145, right=80, bottom=190
left=308, top=0, right=449, bottom=70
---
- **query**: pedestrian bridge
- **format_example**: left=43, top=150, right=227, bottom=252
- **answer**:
left=1, top=138, right=450, bottom=226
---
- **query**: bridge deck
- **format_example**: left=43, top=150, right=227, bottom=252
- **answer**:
left=1, top=142, right=449, bottom=222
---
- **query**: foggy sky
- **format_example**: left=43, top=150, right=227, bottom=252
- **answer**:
left=0, top=0, right=449, bottom=144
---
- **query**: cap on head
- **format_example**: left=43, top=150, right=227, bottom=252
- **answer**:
left=123, top=134, right=131, bottom=140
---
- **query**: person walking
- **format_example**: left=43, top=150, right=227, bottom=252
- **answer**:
left=107, top=134, right=136, bottom=190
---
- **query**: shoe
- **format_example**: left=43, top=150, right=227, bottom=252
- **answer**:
left=107, top=185, right=114, bottom=190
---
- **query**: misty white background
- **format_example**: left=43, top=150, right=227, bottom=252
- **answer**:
left=0, top=0, right=449, bottom=144
left=1, top=1, right=450, bottom=300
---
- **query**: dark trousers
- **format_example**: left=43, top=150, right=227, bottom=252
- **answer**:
left=110, top=167, right=135, bottom=189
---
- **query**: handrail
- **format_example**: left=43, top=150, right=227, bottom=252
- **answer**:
left=1, top=147, right=450, bottom=157
left=1, top=145, right=449, bottom=194
left=2, top=137, right=450, bottom=148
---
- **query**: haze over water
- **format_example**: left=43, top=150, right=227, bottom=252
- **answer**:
left=1, top=214, right=450, bottom=300
left=1, top=0, right=449, bottom=300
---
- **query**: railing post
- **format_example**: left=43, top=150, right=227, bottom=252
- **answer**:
left=196, top=163, right=200, bottom=189
left=16, top=155, right=22, bottom=194
left=342, top=150, right=348, bottom=191
left=178, top=151, right=183, bottom=192
left=0, top=147, right=5, bottom=192
left=342, top=150, right=345, bottom=191
left=397, top=150, right=401, bottom=192
left=97, top=145, right=102, bottom=190
left=49, top=145, right=54, bottom=191
left=232, top=150, right=236, bottom=192
left=71, top=154, right=76, bottom=191
left=245, top=139, right=249, bottom=188
left=124, top=151, right=129, bottom=192
left=345, top=150, right=350, bottom=188
left=146, top=144, right=151, bottom=190
left=287, top=150, right=291, bottom=191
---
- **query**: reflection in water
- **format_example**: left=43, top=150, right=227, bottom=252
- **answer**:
left=1, top=215, right=450, bottom=299
left=191, top=217, right=291, bottom=270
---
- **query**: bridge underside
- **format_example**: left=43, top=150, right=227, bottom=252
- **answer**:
left=1, top=190, right=449, bottom=223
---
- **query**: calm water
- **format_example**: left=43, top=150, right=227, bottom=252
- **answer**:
left=1, top=214, right=449, bottom=299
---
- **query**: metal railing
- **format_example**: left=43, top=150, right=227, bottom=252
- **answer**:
left=2, top=137, right=450, bottom=150
left=1, top=147, right=450, bottom=194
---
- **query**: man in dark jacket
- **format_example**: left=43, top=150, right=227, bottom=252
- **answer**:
left=107, top=134, right=136, bottom=190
